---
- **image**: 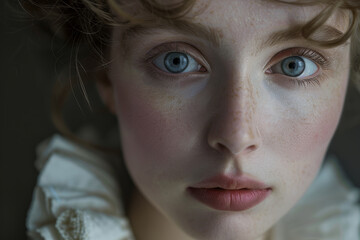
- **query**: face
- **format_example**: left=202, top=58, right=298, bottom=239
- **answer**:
left=102, top=1, right=351, bottom=239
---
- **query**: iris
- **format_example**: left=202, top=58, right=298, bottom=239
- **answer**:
left=164, top=52, right=189, bottom=73
left=281, top=56, right=305, bottom=77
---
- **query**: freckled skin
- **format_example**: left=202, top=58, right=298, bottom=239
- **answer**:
left=102, top=1, right=351, bottom=240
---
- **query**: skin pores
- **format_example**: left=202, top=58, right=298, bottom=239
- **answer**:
left=101, top=1, right=351, bottom=239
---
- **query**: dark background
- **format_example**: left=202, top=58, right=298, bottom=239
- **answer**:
left=0, top=1, right=87, bottom=239
left=1, top=1, right=360, bottom=240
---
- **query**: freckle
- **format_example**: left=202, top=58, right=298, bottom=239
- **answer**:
left=248, top=127, right=254, bottom=139
left=218, top=31, right=224, bottom=39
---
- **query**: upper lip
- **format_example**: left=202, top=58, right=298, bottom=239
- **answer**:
left=190, top=174, right=270, bottom=190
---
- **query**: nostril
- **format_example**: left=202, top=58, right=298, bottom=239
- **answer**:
left=246, top=145, right=257, bottom=152
left=216, top=143, right=230, bottom=153
left=214, top=143, right=258, bottom=155
left=217, top=143, right=226, bottom=151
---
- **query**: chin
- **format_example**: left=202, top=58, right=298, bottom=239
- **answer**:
left=166, top=202, right=277, bottom=240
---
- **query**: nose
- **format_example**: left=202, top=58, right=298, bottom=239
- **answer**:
left=207, top=79, right=261, bottom=157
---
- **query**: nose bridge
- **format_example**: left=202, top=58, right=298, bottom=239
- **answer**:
left=227, top=75, right=257, bottom=140
left=208, top=71, right=260, bottom=156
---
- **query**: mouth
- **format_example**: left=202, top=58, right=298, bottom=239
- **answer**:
left=188, top=174, right=272, bottom=211
left=187, top=187, right=272, bottom=211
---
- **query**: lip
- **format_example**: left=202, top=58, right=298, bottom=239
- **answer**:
left=187, top=175, right=272, bottom=211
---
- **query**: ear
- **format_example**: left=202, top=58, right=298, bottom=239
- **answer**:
left=95, top=69, right=116, bottom=114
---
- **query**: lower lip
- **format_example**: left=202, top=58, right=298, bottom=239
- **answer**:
left=187, top=187, right=271, bottom=211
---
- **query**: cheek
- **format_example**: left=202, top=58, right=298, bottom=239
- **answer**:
left=257, top=72, right=349, bottom=198
left=259, top=92, right=347, bottom=216
left=285, top=103, right=343, bottom=157
left=302, top=70, right=350, bottom=151
left=112, top=79, right=190, bottom=183
left=264, top=76, right=348, bottom=161
left=269, top=75, right=348, bottom=193
left=302, top=105, right=342, bottom=149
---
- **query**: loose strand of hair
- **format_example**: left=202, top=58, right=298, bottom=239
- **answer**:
left=300, top=1, right=357, bottom=47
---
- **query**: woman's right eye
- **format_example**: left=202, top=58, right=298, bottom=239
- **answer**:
left=152, top=52, right=205, bottom=74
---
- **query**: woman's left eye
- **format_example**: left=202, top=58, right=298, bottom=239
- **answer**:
left=153, top=52, right=203, bottom=74
left=270, top=56, right=319, bottom=78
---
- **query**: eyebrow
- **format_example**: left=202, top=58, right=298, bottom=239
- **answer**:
left=119, top=19, right=222, bottom=54
left=119, top=20, right=344, bottom=56
left=259, top=24, right=344, bottom=50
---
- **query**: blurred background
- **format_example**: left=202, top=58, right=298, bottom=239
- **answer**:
left=0, top=1, right=96, bottom=239
left=1, top=1, right=360, bottom=239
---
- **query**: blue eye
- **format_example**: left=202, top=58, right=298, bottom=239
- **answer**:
left=153, top=52, right=202, bottom=74
left=271, top=56, right=318, bottom=78
left=164, top=52, right=189, bottom=73
left=281, top=56, right=305, bottom=77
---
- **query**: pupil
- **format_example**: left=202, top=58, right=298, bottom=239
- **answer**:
left=288, top=62, right=296, bottom=69
left=173, top=58, right=180, bottom=65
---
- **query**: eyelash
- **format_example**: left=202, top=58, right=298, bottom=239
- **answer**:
left=142, top=43, right=329, bottom=88
left=145, top=42, right=204, bottom=67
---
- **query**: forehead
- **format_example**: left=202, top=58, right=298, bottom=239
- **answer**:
left=115, top=0, right=349, bottom=57
left=188, top=0, right=348, bottom=42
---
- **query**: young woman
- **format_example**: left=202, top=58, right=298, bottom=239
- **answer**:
left=25, top=0, right=360, bottom=239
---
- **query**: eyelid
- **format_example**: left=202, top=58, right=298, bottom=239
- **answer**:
left=144, top=42, right=210, bottom=71
left=264, top=47, right=331, bottom=72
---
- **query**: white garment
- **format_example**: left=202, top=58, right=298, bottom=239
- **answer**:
left=26, top=135, right=135, bottom=240
left=26, top=134, right=360, bottom=240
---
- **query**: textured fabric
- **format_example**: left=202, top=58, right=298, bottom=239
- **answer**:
left=26, top=134, right=360, bottom=240
left=26, top=135, right=135, bottom=240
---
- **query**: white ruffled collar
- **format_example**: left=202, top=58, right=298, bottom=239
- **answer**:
left=26, top=135, right=135, bottom=240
